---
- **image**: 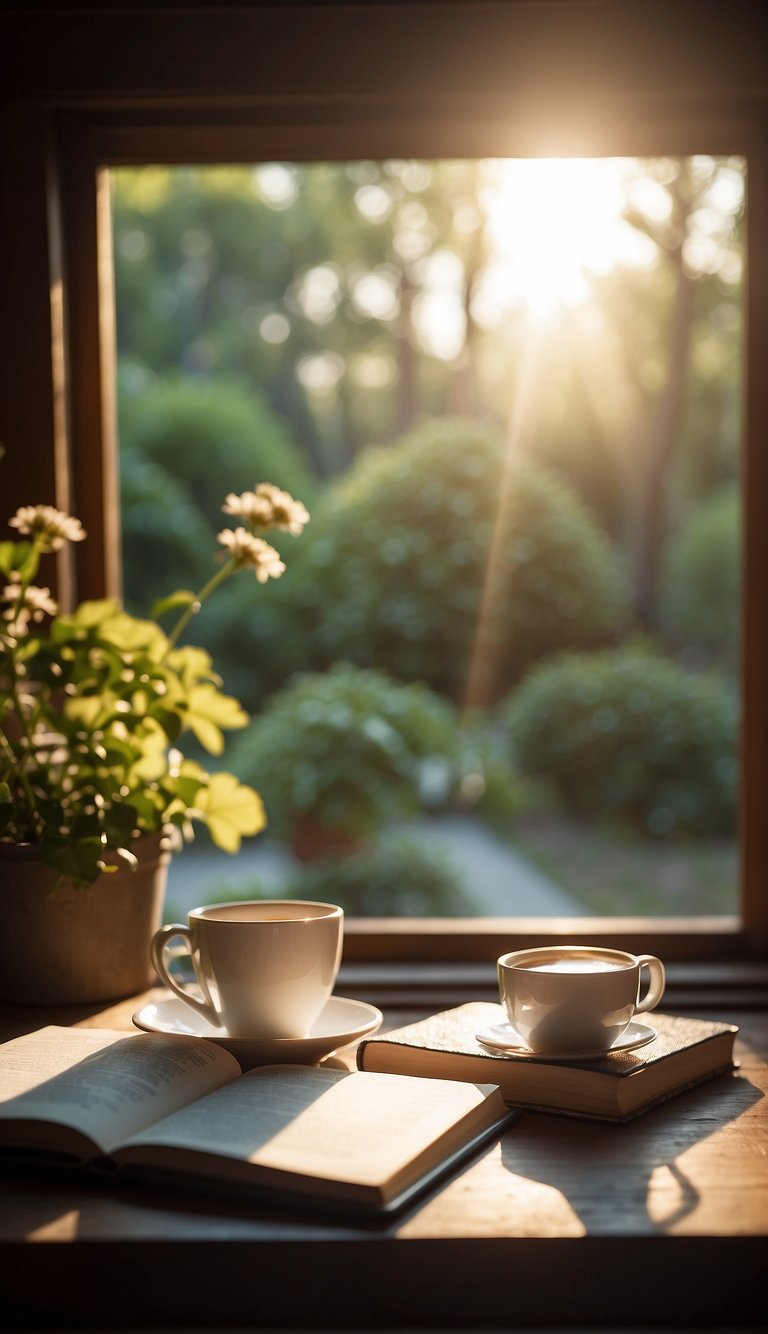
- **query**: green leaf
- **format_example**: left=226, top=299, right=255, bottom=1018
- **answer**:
left=184, top=684, right=249, bottom=754
left=102, top=802, right=139, bottom=844
left=41, top=834, right=104, bottom=887
left=124, top=716, right=168, bottom=762
left=34, top=796, right=67, bottom=829
left=161, top=770, right=205, bottom=807
left=101, top=738, right=143, bottom=767
left=51, top=598, right=121, bottom=641
left=195, top=772, right=266, bottom=853
left=98, top=611, right=169, bottom=657
left=0, top=540, right=33, bottom=576
left=14, top=636, right=42, bottom=663
left=149, top=706, right=183, bottom=744
left=0, top=781, right=11, bottom=804
left=162, top=798, right=192, bottom=826
left=151, top=589, right=198, bottom=621
left=0, top=540, right=37, bottom=581
left=166, top=645, right=220, bottom=688
left=123, top=788, right=165, bottom=828
left=69, top=812, right=103, bottom=839
left=64, top=694, right=111, bottom=728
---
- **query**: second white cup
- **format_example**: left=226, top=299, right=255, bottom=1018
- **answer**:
left=150, top=900, right=344, bottom=1038
left=497, top=945, right=666, bottom=1054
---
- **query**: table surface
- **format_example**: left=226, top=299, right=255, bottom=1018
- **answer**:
left=0, top=990, right=766, bottom=1330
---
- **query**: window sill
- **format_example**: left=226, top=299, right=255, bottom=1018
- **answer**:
left=341, top=914, right=747, bottom=964
left=337, top=957, right=768, bottom=1011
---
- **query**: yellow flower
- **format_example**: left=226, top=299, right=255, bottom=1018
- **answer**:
left=222, top=484, right=309, bottom=536
left=216, top=528, right=286, bottom=582
left=9, top=505, right=86, bottom=552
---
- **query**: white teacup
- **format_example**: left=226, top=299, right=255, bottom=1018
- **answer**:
left=497, top=945, right=666, bottom=1054
left=150, top=900, right=344, bottom=1038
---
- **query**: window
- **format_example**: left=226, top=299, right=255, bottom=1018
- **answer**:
left=2, top=2, right=767, bottom=964
left=112, top=156, right=743, bottom=938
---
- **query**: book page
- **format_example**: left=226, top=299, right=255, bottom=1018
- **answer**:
left=117, top=1064, right=499, bottom=1194
left=0, top=1027, right=241, bottom=1156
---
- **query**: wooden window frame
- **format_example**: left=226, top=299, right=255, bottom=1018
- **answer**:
left=1, top=4, right=767, bottom=966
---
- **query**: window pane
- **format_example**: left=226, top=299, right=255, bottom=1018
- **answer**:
left=111, top=158, right=743, bottom=924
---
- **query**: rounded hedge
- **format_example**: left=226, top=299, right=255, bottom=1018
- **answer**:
left=120, top=455, right=214, bottom=607
left=660, top=487, right=740, bottom=669
left=191, top=836, right=472, bottom=916
left=119, top=373, right=315, bottom=708
left=280, top=418, right=626, bottom=702
left=505, top=647, right=738, bottom=836
left=282, top=837, right=473, bottom=915
left=119, top=373, right=314, bottom=538
left=229, top=662, right=462, bottom=846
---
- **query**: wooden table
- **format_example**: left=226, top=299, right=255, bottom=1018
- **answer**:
left=0, top=991, right=766, bottom=1330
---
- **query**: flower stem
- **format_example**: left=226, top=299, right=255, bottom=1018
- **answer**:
left=16, top=534, right=44, bottom=597
left=165, top=559, right=237, bottom=653
left=0, top=727, right=16, bottom=767
left=4, top=657, right=40, bottom=829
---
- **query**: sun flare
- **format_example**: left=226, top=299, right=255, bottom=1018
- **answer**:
left=480, top=158, right=653, bottom=319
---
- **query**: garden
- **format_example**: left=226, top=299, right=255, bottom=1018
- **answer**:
left=111, top=156, right=743, bottom=919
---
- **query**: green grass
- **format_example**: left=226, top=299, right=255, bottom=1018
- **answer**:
left=511, top=812, right=738, bottom=916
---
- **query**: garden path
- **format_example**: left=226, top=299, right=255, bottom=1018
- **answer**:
left=165, top=814, right=585, bottom=919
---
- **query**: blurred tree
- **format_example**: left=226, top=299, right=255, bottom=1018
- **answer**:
left=583, top=157, right=743, bottom=627
left=113, top=155, right=743, bottom=648
left=112, top=161, right=506, bottom=476
left=659, top=486, right=740, bottom=672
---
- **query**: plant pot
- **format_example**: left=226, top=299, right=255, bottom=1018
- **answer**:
left=290, top=816, right=365, bottom=863
left=0, top=832, right=171, bottom=1005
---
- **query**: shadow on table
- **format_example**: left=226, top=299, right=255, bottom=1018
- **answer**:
left=499, top=1067, right=763, bottom=1235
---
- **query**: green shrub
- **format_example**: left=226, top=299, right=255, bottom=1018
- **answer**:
left=449, top=714, right=533, bottom=825
left=119, top=373, right=313, bottom=538
left=119, top=373, right=315, bottom=708
left=229, top=663, right=462, bottom=850
left=280, top=418, right=626, bottom=702
left=119, top=373, right=314, bottom=601
left=506, top=647, right=738, bottom=836
left=119, top=456, right=214, bottom=605
left=284, top=838, right=473, bottom=915
left=660, top=487, right=740, bottom=669
left=183, top=837, right=472, bottom=916
left=174, top=573, right=312, bottom=717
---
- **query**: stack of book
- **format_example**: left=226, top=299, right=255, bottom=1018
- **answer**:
left=357, top=1002, right=739, bottom=1123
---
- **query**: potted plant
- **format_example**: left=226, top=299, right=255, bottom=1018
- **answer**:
left=229, top=662, right=461, bottom=861
left=0, top=483, right=309, bottom=1003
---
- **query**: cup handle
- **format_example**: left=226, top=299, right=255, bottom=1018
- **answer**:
left=149, top=924, right=222, bottom=1027
left=634, top=954, right=666, bottom=1013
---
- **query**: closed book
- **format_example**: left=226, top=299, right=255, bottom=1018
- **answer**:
left=357, top=1003, right=739, bottom=1123
left=0, top=1026, right=514, bottom=1216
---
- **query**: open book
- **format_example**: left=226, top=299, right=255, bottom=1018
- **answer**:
left=0, top=1027, right=513, bottom=1215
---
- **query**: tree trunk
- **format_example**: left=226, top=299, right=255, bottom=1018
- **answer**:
left=396, top=277, right=417, bottom=433
left=632, top=249, right=696, bottom=625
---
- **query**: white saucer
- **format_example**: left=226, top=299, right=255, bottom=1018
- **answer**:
left=133, top=994, right=383, bottom=1068
left=474, top=1018, right=657, bottom=1062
